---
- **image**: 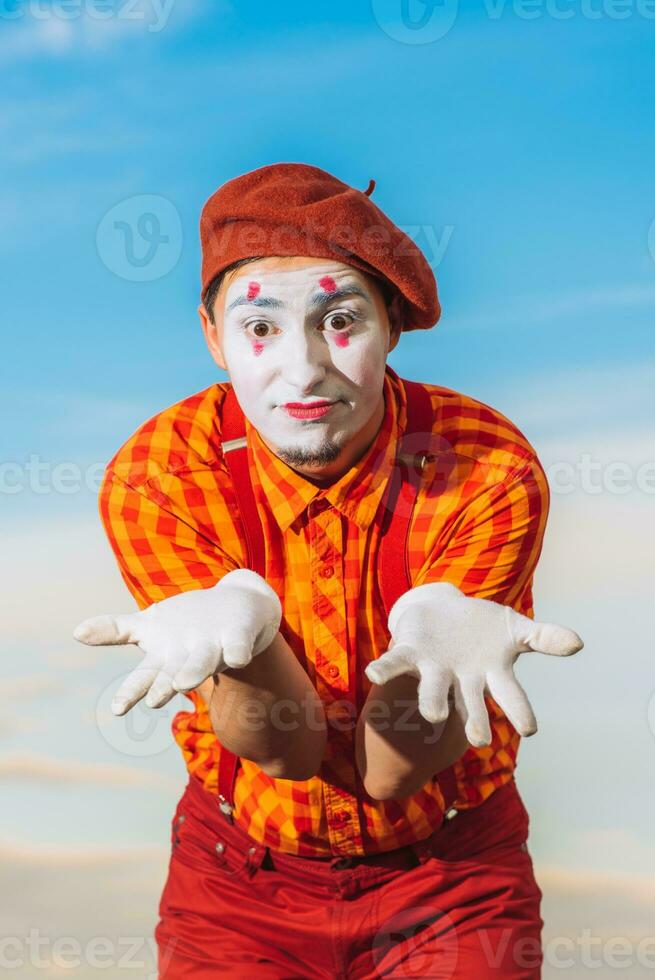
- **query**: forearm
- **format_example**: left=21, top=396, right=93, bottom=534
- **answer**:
left=205, top=631, right=327, bottom=781
left=355, top=674, right=469, bottom=800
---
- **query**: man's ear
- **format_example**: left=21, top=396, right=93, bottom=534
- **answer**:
left=198, top=304, right=227, bottom=371
left=387, top=294, right=404, bottom=353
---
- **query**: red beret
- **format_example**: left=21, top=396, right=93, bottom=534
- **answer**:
left=199, top=162, right=440, bottom=332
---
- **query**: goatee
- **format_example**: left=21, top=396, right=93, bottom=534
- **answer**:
left=277, top=441, right=343, bottom=467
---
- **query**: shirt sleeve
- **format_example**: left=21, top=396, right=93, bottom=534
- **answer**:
left=98, top=468, right=243, bottom=709
left=414, top=454, right=551, bottom=617
left=98, top=468, right=241, bottom=611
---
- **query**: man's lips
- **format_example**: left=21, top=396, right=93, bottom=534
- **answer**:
left=282, top=400, right=338, bottom=420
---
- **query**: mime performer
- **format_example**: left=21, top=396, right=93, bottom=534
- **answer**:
left=75, top=163, right=583, bottom=979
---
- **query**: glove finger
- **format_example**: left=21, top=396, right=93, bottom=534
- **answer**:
left=365, top=646, right=414, bottom=686
left=416, top=666, right=452, bottom=725
left=458, top=675, right=492, bottom=748
left=73, top=612, right=141, bottom=646
left=253, top=622, right=279, bottom=656
left=222, top=635, right=255, bottom=670
left=172, top=650, right=219, bottom=692
left=111, top=655, right=159, bottom=715
left=507, top=609, right=583, bottom=657
left=487, top=668, right=537, bottom=737
left=145, top=670, right=178, bottom=709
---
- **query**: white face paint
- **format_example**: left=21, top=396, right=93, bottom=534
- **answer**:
left=213, top=257, right=397, bottom=481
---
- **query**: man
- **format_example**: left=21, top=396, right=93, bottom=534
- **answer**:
left=75, top=163, right=583, bottom=978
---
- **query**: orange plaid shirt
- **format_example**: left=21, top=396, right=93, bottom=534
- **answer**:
left=100, top=366, right=550, bottom=857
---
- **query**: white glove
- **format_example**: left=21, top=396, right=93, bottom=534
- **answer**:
left=73, top=569, right=282, bottom=716
left=365, top=582, right=583, bottom=747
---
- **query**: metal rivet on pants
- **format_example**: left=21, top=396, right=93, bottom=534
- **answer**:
left=215, top=842, right=225, bottom=855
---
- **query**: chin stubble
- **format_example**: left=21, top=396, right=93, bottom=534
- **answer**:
left=276, top=440, right=343, bottom=467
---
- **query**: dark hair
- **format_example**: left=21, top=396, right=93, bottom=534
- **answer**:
left=201, top=256, right=400, bottom=325
left=202, top=256, right=264, bottom=324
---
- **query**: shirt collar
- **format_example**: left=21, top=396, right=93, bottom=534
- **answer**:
left=246, top=368, right=406, bottom=533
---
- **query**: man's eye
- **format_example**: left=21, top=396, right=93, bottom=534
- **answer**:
left=323, top=312, right=355, bottom=332
left=245, top=321, right=273, bottom=338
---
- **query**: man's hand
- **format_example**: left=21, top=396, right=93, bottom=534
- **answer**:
left=73, top=569, right=282, bottom=716
left=365, top=582, right=583, bottom=748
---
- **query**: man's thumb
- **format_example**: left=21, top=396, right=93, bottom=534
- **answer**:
left=73, top=613, right=140, bottom=646
left=509, top=609, right=584, bottom=657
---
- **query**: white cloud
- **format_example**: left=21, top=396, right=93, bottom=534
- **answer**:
left=447, top=282, right=655, bottom=330
left=538, top=866, right=655, bottom=979
left=0, top=714, right=46, bottom=739
left=1, top=844, right=165, bottom=977
left=421, top=362, right=653, bottom=500
left=1, top=515, right=136, bottom=647
left=0, top=837, right=167, bottom=867
left=0, top=673, right=64, bottom=700
left=490, top=358, right=655, bottom=440
left=0, top=751, right=178, bottom=789
left=0, top=16, right=73, bottom=60
left=0, top=0, right=215, bottom=62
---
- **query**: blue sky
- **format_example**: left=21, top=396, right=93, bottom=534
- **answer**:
left=2, top=2, right=655, bottom=974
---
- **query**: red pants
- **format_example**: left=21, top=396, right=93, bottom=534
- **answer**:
left=155, top=776, right=543, bottom=979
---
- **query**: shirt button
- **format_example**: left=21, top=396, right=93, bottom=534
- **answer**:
left=326, top=665, right=340, bottom=680
left=320, top=565, right=334, bottom=579
left=332, top=811, right=351, bottom=826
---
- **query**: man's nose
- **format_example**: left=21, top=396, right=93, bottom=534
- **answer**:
left=280, top=329, right=329, bottom=394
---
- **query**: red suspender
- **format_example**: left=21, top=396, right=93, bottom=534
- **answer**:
left=215, top=388, right=265, bottom=818
left=376, top=370, right=459, bottom=815
left=217, top=371, right=458, bottom=823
